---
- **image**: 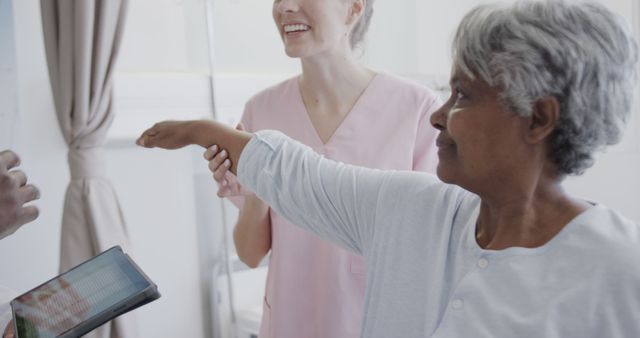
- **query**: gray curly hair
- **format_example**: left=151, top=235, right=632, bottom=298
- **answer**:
left=453, top=0, right=638, bottom=175
left=349, top=0, right=375, bottom=49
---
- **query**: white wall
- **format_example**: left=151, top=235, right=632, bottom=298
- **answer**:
left=104, top=146, right=206, bottom=338
left=0, top=0, right=17, bottom=148
left=117, top=0, right=210, bottom=73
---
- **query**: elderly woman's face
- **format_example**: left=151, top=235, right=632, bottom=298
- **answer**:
left=430, top=65, right=532, bottom=192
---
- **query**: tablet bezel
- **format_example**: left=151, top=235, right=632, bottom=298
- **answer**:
left=11, top=246, right=160, bottom=338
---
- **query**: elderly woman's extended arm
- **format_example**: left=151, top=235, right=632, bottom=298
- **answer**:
left=137, top=121, right=387, bottom=254
left=235, top=130, right=388, bottom=255
left=137, top=120, right=252, bottom=175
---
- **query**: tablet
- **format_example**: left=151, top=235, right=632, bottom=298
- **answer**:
left=10, top=246, right=160, bottom=338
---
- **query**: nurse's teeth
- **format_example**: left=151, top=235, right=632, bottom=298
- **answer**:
left=284, top=24, right=310, bottom=33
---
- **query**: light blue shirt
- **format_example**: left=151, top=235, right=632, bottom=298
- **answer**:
left=238, top=130, right=640, bottom=338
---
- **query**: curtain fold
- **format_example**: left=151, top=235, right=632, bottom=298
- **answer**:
left=40, top=1, right=134, bottom=337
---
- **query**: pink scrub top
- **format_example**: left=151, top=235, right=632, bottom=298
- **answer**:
left=239, top=73, right=441, bottom=338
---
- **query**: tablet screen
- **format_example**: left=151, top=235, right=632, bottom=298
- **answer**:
left=12, top=247, right=151, bottom=338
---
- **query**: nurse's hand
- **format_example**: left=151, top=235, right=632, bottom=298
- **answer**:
left=204, top=143, right=250, bottom=198
left=137, top=120, right=199, bottom=149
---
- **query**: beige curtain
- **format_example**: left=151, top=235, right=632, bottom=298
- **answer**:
left=40, top=1, right=135, bottom=337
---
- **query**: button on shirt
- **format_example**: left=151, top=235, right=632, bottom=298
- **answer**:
left=238, top=131, right=640, bottom=338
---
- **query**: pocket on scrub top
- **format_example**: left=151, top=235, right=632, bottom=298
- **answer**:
left=350, top=255, right=367, bottom=275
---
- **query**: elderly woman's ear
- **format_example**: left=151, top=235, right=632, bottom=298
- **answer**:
left=525, top=95, right=560, bottom=144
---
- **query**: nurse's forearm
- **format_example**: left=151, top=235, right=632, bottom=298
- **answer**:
left=233, top=194, right=272, bottom=268
left=137, top=120, right=252, bottom=175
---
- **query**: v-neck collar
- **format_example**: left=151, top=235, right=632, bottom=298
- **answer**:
left=294, top=73, right=381, bottom=146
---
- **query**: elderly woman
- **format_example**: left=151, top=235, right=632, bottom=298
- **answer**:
left=137, top=0, right=639, bottom=337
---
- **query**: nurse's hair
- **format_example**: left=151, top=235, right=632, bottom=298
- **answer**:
left=350, top=0, right=375, bottom=49
left=453, top=0, right=638, bottom=175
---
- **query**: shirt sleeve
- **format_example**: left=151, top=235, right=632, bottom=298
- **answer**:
left=224, top=99, right=256, bottom=209
left=237, top=130, right=390, bottom=255
left=412, top=94, right=442, bottom=173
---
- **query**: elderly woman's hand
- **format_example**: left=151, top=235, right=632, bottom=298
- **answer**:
left=136, top=120, right=200, bottom=149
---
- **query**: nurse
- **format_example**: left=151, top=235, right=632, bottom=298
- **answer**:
left=204, top=0, right=440, bottom=337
